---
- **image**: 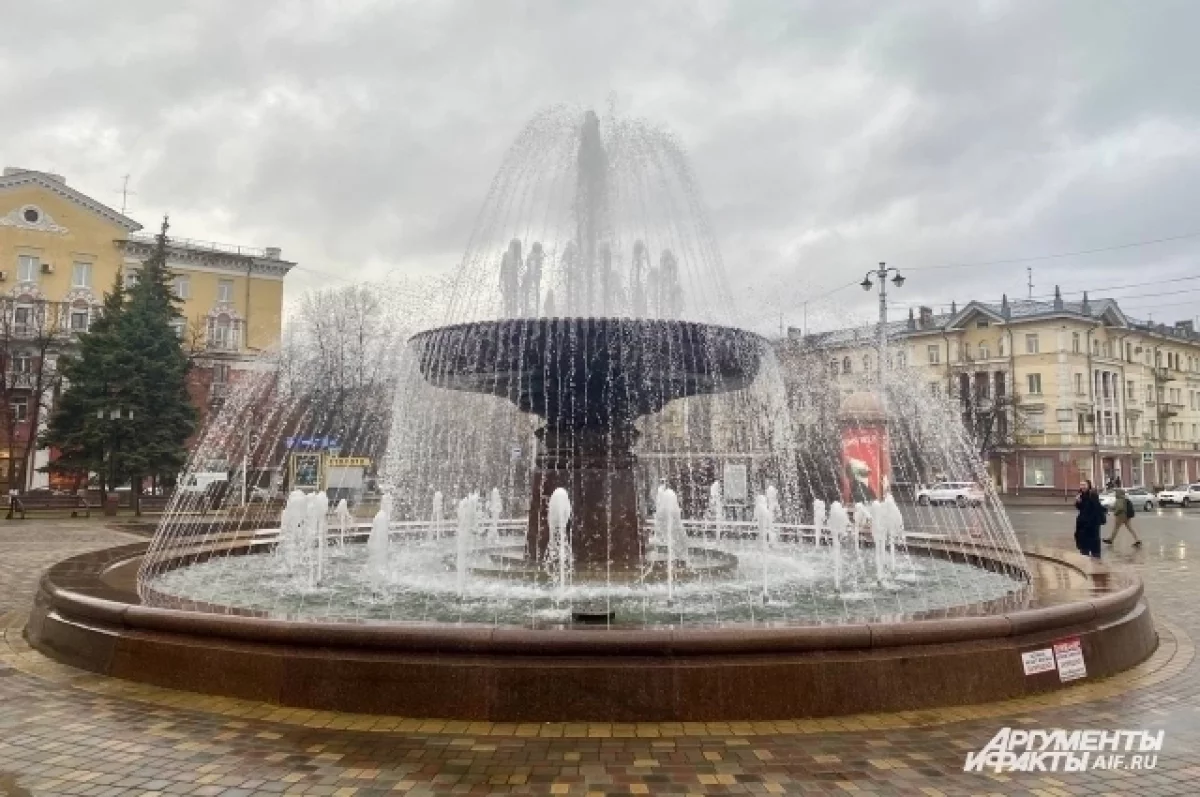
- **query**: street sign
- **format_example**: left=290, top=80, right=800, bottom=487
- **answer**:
left=326, top=457, right=371, bottom=468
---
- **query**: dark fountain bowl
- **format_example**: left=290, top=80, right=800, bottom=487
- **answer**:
left=407, top=317, right=766, bottom=425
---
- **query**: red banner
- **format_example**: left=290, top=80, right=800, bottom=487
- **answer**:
left=841, top=426, right=890, bottom=504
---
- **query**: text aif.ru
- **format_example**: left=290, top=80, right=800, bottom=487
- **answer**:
left=964, top=728, right=1164, bottom=773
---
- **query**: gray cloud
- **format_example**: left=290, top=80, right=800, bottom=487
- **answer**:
left=2, top=0, right=1198, bottom=330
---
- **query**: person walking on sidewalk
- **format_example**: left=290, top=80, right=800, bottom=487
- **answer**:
left=1105, top=488, right=1143, bottom=548
left=1074, top=480, right=1105, bottom=559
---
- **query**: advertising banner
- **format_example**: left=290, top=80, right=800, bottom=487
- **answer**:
left=841, top=426, right=890, bottom=504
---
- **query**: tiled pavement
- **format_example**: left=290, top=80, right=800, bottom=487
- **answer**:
left=1, top=514, right=1199, bottom=796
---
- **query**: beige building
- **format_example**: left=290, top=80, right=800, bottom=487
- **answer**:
left=788, top=290, right=1200, bottom=494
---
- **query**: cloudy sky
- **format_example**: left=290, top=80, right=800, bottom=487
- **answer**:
left=4, top=0, right=1199, bottom=334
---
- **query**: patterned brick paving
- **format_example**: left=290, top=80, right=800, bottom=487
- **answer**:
left=0, top=512, right=1198, bottom=795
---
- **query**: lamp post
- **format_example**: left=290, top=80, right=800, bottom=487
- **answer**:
left=97, top=406, right=133, bottom=512
left=860, top=262, right=906, bottom=385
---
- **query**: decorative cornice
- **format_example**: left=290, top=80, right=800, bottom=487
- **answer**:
left=0, top=172, right=141, bottom=232
left=207, top=303, right=244, bottom=322
left=0, top=205, right=69, bottom=234
left=63, top=287, right=97, bottom=306
left=118, top=239, right=294, bottom=279
left=8, top=282, right=45, bottom=301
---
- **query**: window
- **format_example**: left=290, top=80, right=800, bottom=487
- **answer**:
left=1026, top=412, right=1045, bottom=433
left=1074, top=373, right=1083, bottom=395
left=170, top=318, right=185, bottom=339
left=124, top=270, right=139, bottom=288
left=13, top=305, right=31, bottom=334
left=21, top=207, right=40, bottom=224
left=862, top=355, right=870, bottom=373
left=1024, top=456, right=1053, bottom=487
left=1128, top=380, right=1136, bottom=400
left=1025, top=334, right=1039, bottom=354
left=9, top=397, right=27, bottom=422
left=209, top=315, right=239, bottom=350
left=70, top=310, right=89, bottom=332
left=1078, top=414, right=1086, bottom=435
left=829, top=359, right=839, bottom=375
left=217, top=279, right=234, bottom=303
left=961, top=342, right=971, bottom=361
left=16, top=255, right=38, bottom=283
left=1126, top=343, right=1133, bottom=362
left=998, top=336, right=1006, bottom=357
left=978, top=342, right=990, bottom=359
left=173, top=276, right=190, bottom=299
left=842, top=356, right=852, bottom=373
left=1027, top=373, right=1043, bottom=395
left=71, top=262, right=92, bottom=288
left=930, top=382, right=941, bottom=397
left=213, top=363, right=231, bottom=384
left=1072, top=332, right=1080, bottom=353
left=927, top=344, right=940, bottom=364
left=11, top=352, right=31, bottom=373
left=896, top=350, right=906, bottom=367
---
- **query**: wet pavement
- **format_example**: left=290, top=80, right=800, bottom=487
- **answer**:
left=0, top=510, right=1198, bottom=795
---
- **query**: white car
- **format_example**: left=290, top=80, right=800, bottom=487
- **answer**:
left=1156, top=484, right=1200, bottom=507
left=916, top=481, right=985, bottom=507
left=1100, top=487, right=1158, bottom=512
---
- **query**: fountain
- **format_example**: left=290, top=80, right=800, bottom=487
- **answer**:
left=26, top=107, right=1156, bottom=722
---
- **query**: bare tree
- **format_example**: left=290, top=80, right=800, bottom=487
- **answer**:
left=0, top=296, right=68, bottom=491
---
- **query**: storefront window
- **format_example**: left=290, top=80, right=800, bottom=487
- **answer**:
left=1024, top=456, right=1053, bottom=487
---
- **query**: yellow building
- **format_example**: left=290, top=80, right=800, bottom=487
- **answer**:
left=0, top=166, right=295, bottom=489
left=786, top=291, right=1200, bottom=494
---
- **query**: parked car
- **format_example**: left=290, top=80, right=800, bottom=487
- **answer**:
left=915, top=481, right=985, bottom=507
left=178, top=471, right=228, bottom=495
left=1155, top=483, right=1200, bottom=507
left=1100, top=487, right=1158, bottom=512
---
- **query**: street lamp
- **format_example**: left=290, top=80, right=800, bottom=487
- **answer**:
left=97, top=406, right=134, bottom=510
left=860, top=262, right=906, bottom=384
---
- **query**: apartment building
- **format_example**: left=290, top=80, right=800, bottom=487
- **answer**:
left=0, top=166, right=295, bottom=490
left=785, top=290, right=1200, bottom=494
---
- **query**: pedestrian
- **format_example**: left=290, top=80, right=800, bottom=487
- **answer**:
left=1074, top=480, right=1105, bottom=559
left=1104, top=488, right=1143, bottom=548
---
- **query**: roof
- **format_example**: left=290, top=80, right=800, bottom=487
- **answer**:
left=0, top=167, right=142, bottom=232
left=789, top=294, right=1197, bottom=350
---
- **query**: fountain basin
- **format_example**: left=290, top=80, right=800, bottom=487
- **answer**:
left=27, top=540, right=1155, bottom=721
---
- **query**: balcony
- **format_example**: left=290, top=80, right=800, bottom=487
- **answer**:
left=1160, top=402, right=1185, bottom=417
left=1154, top=367, right=1176, bottom=382
left=1016, top=432, right=1096, bottom=447
left=208, top=383, right=230, bottom=404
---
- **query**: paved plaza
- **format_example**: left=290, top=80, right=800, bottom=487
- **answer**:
left=0, top=510, right=1197, bottom=796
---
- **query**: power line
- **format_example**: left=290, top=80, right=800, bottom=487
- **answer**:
left=905, top=230, right=1200, bottom=272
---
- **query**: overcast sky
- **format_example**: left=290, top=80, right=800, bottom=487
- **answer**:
left=3, top=0, right=1199, bottom=334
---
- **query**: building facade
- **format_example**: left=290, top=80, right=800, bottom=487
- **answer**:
left=0, top=166, right=294, bottom=490
left=788, top=291, right=1200, bottom=494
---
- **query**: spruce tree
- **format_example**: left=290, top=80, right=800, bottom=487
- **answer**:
left=41, top=267, right=129, bottom=497
left=111, top=216, right=197, bottom=508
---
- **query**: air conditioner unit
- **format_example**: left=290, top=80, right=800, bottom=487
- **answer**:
left=40, top=262, right=54, bottom=274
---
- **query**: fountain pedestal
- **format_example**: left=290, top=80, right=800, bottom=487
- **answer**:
left=528, top=425, right=642, bottom=571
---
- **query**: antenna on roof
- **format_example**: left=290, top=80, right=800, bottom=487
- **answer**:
left=115, top=174, right=136, bottom=215
left=1027, top=266, right=1033, bottom=299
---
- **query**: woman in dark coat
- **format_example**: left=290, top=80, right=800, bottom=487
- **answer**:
left=1074, top=480, right=1105, bottom=559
